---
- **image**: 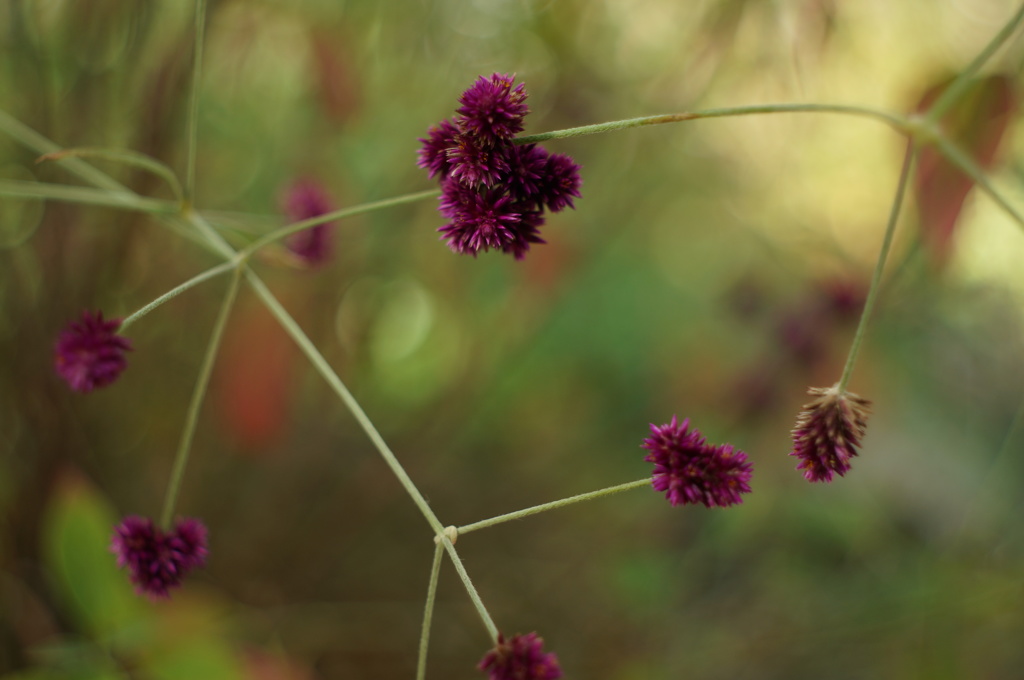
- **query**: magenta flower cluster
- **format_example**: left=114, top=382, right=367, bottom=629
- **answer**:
left=110, top=516, right=208, bottom=599
left=281, top=178, right=335, bottom=266
left=642, top=416, right=753, bottom=508
left=54, top=310, right=131, bottom=393
left=790, top=384, right=872, bottom=482
left=418, top=73, right=582, bottom=259
left=478, top=632, right=563, bottom=680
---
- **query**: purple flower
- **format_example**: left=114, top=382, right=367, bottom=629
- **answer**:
left=417, top=119, right=460, bottom=180
left=438, top=181, right=538, bottom=257
left=478, top=632, right=563, bottom=680
left=447, top=133, right=511, bottom=188
left=417, top=73, right=581, bottom=258
left=642, top=416, right=753, bottom=508
left=536, top=152, right=582, bottom=213
left=456, top=73, right=529, bottom=145
left=280, top=179, right=335, bottom=266
left=54, top=310, right=131, bottom=393
left=111, top=516, right=208, bottom=599
left=790, top=384, right=872, bottom=482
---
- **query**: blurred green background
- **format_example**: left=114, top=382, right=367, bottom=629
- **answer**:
left=3, top=0, right=1024, bottom=678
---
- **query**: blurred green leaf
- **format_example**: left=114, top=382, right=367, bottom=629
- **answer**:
left=42, top=473, right=142, bottom=640
left=145, top=638, right=243, bottom=680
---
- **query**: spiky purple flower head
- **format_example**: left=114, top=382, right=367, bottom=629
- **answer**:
left=642, top=416, right=753, bottom=508
left=790, top=384, right=871, bottom=482
left=54, top=310, right=131, bottom=393
left=280, top=178, right=335, bottom=266
left=456, top=73, right=529, bottom=145
left=417, top=73, right=581, bottom=259
left=478, top=632, right=563, bottom=680
left=111, top=516, right=208, bottom=599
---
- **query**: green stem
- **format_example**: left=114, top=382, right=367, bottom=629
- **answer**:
left=242, top=268, right=497, bottom=638
left=184, top=0, right=208, bottom=203
left=925, top=2, right=1024, bottom=123
left=458, top=478, right=651, bottom=536
left=159, top=265, right=242, bottom=528
left=932, top=134, right=1024, bottom=235
left=238, top=188, right=440, bottom=260
left=0, top=108, right=129, bottom=193
left=36, top=147, right=184, bottom=202
left=120, top=261, right=235, bottom=332
left=837, top=142, right=916, bottom=392
left=416, top=543, right=445, bottom=680
left=516, top=104, right=910, bottom=144
left=0, top=179, right=175, bottom=214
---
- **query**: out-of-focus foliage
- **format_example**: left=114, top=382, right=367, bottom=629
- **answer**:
left=2, top=1, right=1024, bottom=678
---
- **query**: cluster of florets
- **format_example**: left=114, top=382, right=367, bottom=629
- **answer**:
left=54, top=310, right=131, bottom=393
left=280, top=178, right=335, bottom=267
left=418, top=73, right=582, bottom=259
left=110, top=516, right=208, bottom=599
left=790, top=384, right=872, bottom=482
left=478, top=632, right=563, bottom=680
left=642, top=416, right=754, bottom=508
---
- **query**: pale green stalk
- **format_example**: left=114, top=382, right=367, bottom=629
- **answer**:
left=0, top=179, right=174, bottom=213
left=238, top=189, right=440, bottom=259
left=0, top=108, right=129, bottom=193
left=925, top=2, right=1024, bottom=123
left=37, top=147, right=184, bottom=202
left=416, top=543, right=445, bottom=680
left=184, top=0, right=208, bottom=202
left=120, top=261, right=235, bottom=332
left=516, top=104, right=910, bottom=145
left=932, top=134, right=1024, bottom=233
left=837, top=143, right=916, bottom=392
left=159, top=265, right=242, bottom=528
left=458, top=479, right=651, bottom=536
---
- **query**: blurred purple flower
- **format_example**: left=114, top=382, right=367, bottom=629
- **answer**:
left=280, top=179, right=335, bottom=266
left=790, top=384, right=871, bottom=482
left=478, top=632, right=563, bottom=680
left=418, top=73, right=581, bottom=259
left=111, top=516, right=208, bottom=599
left=642, top=416, right=753, bottom=508
left=54, top=310, right=131, bottom=393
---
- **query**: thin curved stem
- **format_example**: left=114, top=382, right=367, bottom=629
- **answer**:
left=0, top=179, right=175, bottom=214
left=516, top=104, right=911, bottom=145
left=238, top=189, right=440, bottom=260
left=838, top=142, right=916, bottom=392
left=932, top=133, right=1024, bottom=234
left=120, top=261, right=235, bottom=332
left=36, top=147, right=184, bottom=202
left=159, top=265, right=242, bottom=528
left=458, top=478, right=651, bottom=536
left=184, top=0, right=208, bottom=203
left=925, top=2, right=1024, bottom=123
left=416, top=543, right=445, bottom=680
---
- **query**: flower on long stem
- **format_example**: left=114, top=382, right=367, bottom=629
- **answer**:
left=642, top=416, right=753, bottom=508
left=478, top=632, right=562, bottom=680
left=790, top=383, right=872, bottom=482
left=418, top=73, right=581, bottom=259
left=54, top=310, right=131, bottom=392
left=111, top=516, right=208, bottom=599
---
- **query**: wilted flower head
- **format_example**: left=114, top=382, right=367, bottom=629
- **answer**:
left=54, top=310, right=131, bottom=392
left=478, top=632, right=563, bottom=680
left=280, top=179, right=335, bottom=266
left=111, top=516, right=208, bottom=599
left=790, top=383, right=872, bottom=482
left=642, top=416, right=753, bottom=508
left=418, top=73, right=581, bottom=259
